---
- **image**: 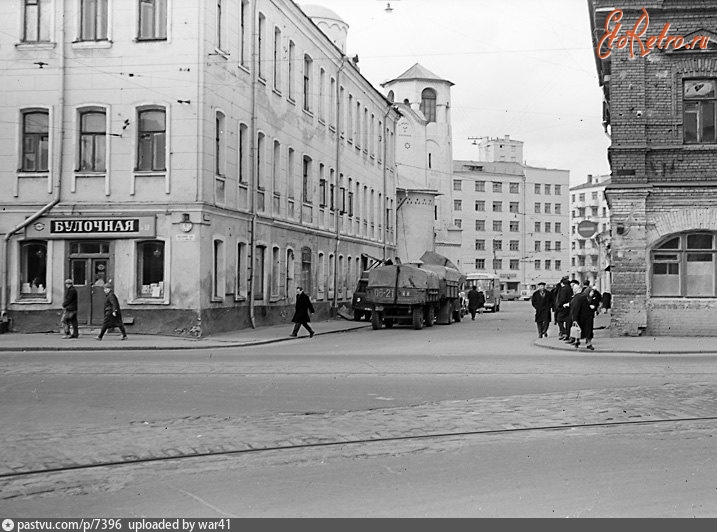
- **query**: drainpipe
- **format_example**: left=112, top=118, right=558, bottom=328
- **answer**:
left=331, top=56, right=347, bottom=313
left=2, top=1, right=66, bottom=323
left=381, top=104, right=394, bottom=262
left=247, top=0, right=259, bottom=328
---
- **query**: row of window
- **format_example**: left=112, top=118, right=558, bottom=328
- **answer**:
left=574, top=207, right=608, bottom=218
left=474, top=240, right=563, bottom=252
left=21, top=0, right=169, bottom=43
left=19, top=107, right=166, bottom=174
left=455, top=180, right=563, bottom=195
left=457, top=200, right=564, bottom=215
left=571, top=191, right=603, bottom=202
left=473, top=259, right=563, bottom=271
left=465, top=220, right=563, bottom=233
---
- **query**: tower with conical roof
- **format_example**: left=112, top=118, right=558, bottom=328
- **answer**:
left=382, top=63, right=461, bottom=266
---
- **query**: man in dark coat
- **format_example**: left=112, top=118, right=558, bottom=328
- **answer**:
left=570, top=281, right=595, bottom=350
left=61, top=278, right=79, bottom=339
left=554, top=276, right=573, bottom=341
left=96, top=284, right=127, bottom=341
left=531, top=282, right=552, bottom=338
left=290, top=286, right=315, bottom=337
left=583, top=280, right=602, bottom=316
left=466, top=286, right=485, bottom=320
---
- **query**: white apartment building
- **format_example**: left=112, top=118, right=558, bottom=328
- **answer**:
left=569, top=173, right=612, bottom=292
left=453, top=137, right=570, bottom=292
left=0, top=1, right=399, bottom=335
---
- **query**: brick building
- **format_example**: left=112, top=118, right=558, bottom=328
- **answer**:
left=0, top=1, right=399, bottom=336
left=589, top=1, right=717, bottom=335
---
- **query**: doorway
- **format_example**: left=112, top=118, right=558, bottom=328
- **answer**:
left=68, top=241, right=111, bottom=325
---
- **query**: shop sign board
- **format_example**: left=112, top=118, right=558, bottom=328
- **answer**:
left=25, top=216, right=156, bottom=239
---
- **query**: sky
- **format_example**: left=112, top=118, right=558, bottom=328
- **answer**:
left=310, top=0, right=611, bottom=187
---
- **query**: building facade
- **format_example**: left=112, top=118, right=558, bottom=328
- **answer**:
left=0, top=1, right=398, bottom=335
left=569, top=173, right=612, bottom=292
left=452, top=136, right=571, bottom=291
left=382, top=63, right=461, bottom=265
left=589, top=0, right=717, bottom=336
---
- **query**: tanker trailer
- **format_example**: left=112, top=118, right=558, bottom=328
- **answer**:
left=366, top=263, right=440, bottom=330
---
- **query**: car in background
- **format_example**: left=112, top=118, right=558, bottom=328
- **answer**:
left=501, top=289, right=520, bottom=301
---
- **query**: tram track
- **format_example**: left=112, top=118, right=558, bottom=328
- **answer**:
left=3, top=414, right=717, bottom=481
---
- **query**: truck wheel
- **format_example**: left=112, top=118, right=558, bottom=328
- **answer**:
left=353, top=310, right=363, bottom=321
left=425, top=306, right=435, bottom=327
left=371, top=311, right=382, bottom=330
left=412, top=307, right=424, bottom=330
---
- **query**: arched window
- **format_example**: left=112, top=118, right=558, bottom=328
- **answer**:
left=420, top=88, right=437, bottom=123
left=652, top=232, right=717, bottom=297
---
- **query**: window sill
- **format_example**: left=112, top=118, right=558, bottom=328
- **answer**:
left=15, top=297, right=49, bottom=304
left=72, top=40, right=113, bottom=49
left=212, top=47, right=230, bottom=59
left=75, top=172, right=106, bottom=178
left=15, top=42, right=56, bottom=50
left=272, top=88, right=282, bottom=98
left=134, top=171, right=166, bottom=178
left=134, top=38, right=168, bottom=43
left=234, top=296, right=247, bottom=302
left=127, top=298, right=169, bottom=305
left=18, top=172, right=49, bottom=178
left=302, top=109, right=314, bottom=119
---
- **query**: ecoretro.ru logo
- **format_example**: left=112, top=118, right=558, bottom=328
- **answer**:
left=596, top=7, right=711, bottom=59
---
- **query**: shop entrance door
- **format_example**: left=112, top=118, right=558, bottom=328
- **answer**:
left=68, top=241, right=111, bottom=325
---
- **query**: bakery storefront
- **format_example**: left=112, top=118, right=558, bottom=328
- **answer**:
left=16, top=215, right=163, bottom=330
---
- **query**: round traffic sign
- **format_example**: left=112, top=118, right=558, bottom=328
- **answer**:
left=577, top=220, right=598, bottom=238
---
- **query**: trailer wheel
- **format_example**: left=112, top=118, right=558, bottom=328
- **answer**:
left=371, top=311, right=382, bottom=330
left=425, top=305, right=435, bottom=327
left=412, top=307, right=424, bottom=330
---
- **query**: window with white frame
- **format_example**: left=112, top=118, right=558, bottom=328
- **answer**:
left=273, top=140, right=281, bottom=196
left=509, top=240, right=519, bottom=251
left=213, top=239, right=225, bottom=299
left=475, top=181, right=485, bottom=192
left=273, top=27, right=282, bottom=90
left=256, top=132, right=265, bottom=190
left=240, top=0, right=249, bottom=66
left=80, top=0, right=108, bottom=41
left=136, top=107, right=166, bottom=172
left=239, top=123, right=248, bottom=184
left=303, top=55, right=313, bottom=112
left=302, top=156, right=311, bottom=204
left=138, top=0, right=167, bottom=41
left=19, top=240, right=47, bottom=298
left=652, top=232, right=717, bottom=297
left=23, top=0, right=51, bottom=42
left=475, top=259, right=485, bottom=270
left=475, top=239, right=485, bottom=251
left=253, top=245, right=266, bottom=300
left=137, top=240, right=165, bottom=298
left=492, top=182, right=502, bottom=193
left=475, top=200, right=485, bottom=212
left=271, top=246, right=280, bottom=296
left=236, top=242, right=247, bottom=299
left=257, top=13, right=266, bottom=80
left=22, top=110, right=49, bottom=172
left=509, top=182, right=519, bottom=194
left=78, top=108, right=106, bottom=172
left=287, top=40, right=295, bottom=100
left=684, top=80, right=717, bottom=144
left=215, top=111, right=226, bottom=177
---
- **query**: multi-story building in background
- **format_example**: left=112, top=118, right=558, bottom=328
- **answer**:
left=589, top=1, right=717, bottom=336
left=0, top=1, right=399, bottom=335
left=453, top=136, right=570, bottom=294
left=569, top=174, right=611, bottom=292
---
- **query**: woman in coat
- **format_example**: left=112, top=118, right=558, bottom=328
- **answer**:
left=290, top=286, right=315, bottom=338
left=96, top=284, right=128, bottom=341
left=569, top=284, right=595, bottom=350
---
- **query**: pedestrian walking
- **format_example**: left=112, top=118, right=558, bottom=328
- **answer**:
left=96, top=284, right=127, bottom=341
left=570, top=281, right=595, bottom=350
left=61, top=278, right=79, bottom=339
left=466, top=285, right=485, bottom=320
left=554, top=276, right=573, bottom=341
left=530, top=282, right=552, bottom=338
left=290, top=286, right=315, bottom=338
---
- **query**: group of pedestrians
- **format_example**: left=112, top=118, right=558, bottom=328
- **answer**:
left=532, top=276, right=607, bottom=350
left=61, top=279, right=128, bottom=340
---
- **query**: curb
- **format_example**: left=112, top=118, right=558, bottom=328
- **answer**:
left=533, top=338, right=717, bottom=355
left=0, top=324, right=371, bottom=353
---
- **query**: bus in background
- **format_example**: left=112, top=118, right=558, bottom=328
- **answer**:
left=465, top=272, right=502, bottom=312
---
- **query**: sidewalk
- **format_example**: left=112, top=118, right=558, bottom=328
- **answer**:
left=534, top=311, right=717, bottom=354
left=1, top=312, right=716, bottom=353
left=0, top=317, right=371, bottom=352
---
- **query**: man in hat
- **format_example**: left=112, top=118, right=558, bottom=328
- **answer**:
left=531, top=282, right=552, bottom=338
left=553, top=276, right=573, bottom=341
left=96, top=283, right=127, bottom=341
left=61, top=278, right=79, bottom=339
